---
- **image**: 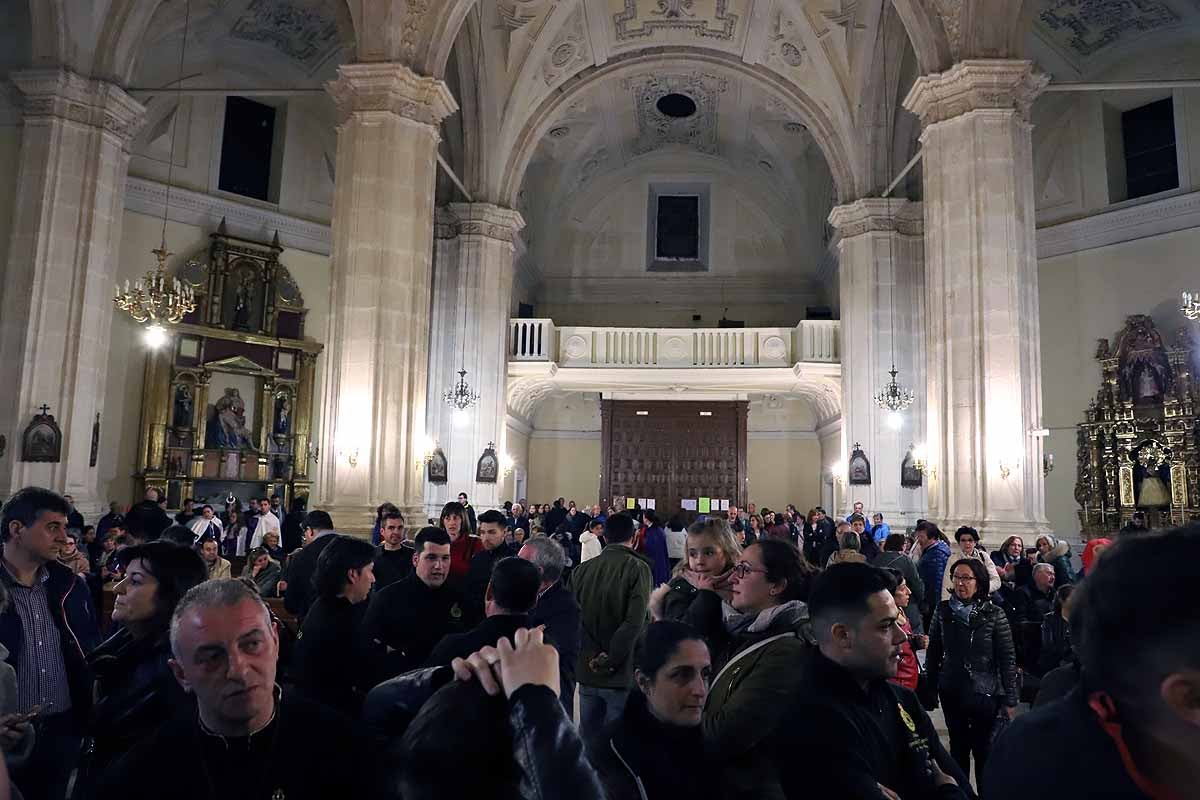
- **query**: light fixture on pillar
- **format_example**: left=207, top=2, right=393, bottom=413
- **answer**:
left=1182, top=292, right=1200, bottom=320
left=910, top=443, right=927, bottom=472
left=870, top=1, right=917, bottom=420
left=113, top=0, right=198, bottom=346
left=500, top=452, right=515, bottom=478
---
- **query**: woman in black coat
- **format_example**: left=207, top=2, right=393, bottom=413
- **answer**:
left=291, top=535, right=379, bottom=717
left=926, top=557, right=1019, bottom=781
left=591, top=621, right=716, bottom=800
left=84, top=542, right=208, bottom=789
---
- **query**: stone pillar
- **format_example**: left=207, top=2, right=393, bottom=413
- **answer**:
left=319, top=63, right=456, bottom=530
left=425, top=203, right=524, bottom=514
left=903, top=60, right=1051, bottom=541
left=0, top=69, right=144, bottom=513
left=829, top=199, right=926, bottom=528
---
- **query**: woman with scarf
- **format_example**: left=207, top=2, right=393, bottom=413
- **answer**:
left=926, top=557, right=1019, bottom=781
left=1035, top=534, right=1075, bottom=588
left=649, top=518, right=741, bottom=645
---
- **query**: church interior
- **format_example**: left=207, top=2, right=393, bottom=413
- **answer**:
left=3, top=0, right=1200, bottom=549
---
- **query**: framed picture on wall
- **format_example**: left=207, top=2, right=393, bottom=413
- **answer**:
left=476, top=444, right=499, bottom=484
left=848, top=443, right=872, bottom=486
left=428, top=448, right=448, bottom=484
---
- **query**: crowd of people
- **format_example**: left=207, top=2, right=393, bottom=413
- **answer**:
left=0, top=485, right=1194, bottom=800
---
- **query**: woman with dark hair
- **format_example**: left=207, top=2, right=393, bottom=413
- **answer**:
left=440, top=501, right=481, bottom=589
left=592, top=621, right=714, bottom=800
left=883, top=568, right=927, bottom=691
left=699, top=539, right=816, bottom=799
left=926, top=556, right=1018, bottom=780
left=83, top=541, right=208, bottom=782
left=244, top=546, right=282, bottom=597
left=291, top=535, right=379, bottom=716
left=742, top=514, right=763, bottom=547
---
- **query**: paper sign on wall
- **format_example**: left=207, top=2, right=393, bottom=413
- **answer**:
left=681, top=499, right=697, bottom=511
left=716, top=499, right=727, bottom=511
left=626, top=498, right=636, bottom=509
left=637, top=498, right=647, bottom=508
left=646, top=499, right=656, bottom=510
left=699, top=497, right=711, bottom=513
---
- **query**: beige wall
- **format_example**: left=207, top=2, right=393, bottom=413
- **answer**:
left=527, top=437, right=601, bottom=507
left=1038, top=225, right=1200, bottom=539
left=747, top=437, right=822, bottom=513
left=501, top=424, right=530, bottom=503
left=101, top=209, right=330, bottom=507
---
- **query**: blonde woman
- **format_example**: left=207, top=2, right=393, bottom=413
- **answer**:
left=649, top=518, right=742, bottom=637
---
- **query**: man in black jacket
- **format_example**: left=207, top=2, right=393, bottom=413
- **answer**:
left=282, top=509, right=337, bottom=619
left=985, top=526, right=1200, bottom=800
left=543, top=498, right=567, bottom=538
left=463, top=510, right=516, bottom=622
left=364, top=527, right=466, bottom=680
left=425, top=556, right=539, bottom=666
left=372, top=510, right=414, bottom=591
left=519, top=535, right=580, bottom=711
left=778, top=563, right=971, bottom=800
left=456, top=492, right=478, bottom=535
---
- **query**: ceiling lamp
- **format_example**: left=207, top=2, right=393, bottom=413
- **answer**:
left=114, top=0, right=198, bottom=346
left=875, top=366, right=915, bottom=414
left=444, top=367, right=480, bottom=413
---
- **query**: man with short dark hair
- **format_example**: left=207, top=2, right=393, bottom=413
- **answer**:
left=96, top=501, right=123, bottom=541
left=125, top=489, right=171, bottom=542
left=984, top=526, right=1200, bottom=800
left=456, top=492, right=478, bottom=535
left=1, top=487, right=100, bottom=800
left=544, top=498, right=567, bottom=538
left=464, top=509, right=516, bottom=623
left=187, top=504, right=223, bottom=542
left=849, top=513, right=880, bottom=561
left=364, top=527, right=466, bottom=679
left=778, top=563, right=969, bottom=800
left=372, top=510, right=412, bottom=591
left=173, top=498, right=196, bottom=527
left=282, top=509, right=336, bottom=619
left=97, top=579, right=365, bottom=799
left=520, top=536, right=581, bottom=710
left=568, top=512, right=653, bottom=742
left=425, top=556, right=540, bottom=666
left=846, top=500, right=866, bottom=523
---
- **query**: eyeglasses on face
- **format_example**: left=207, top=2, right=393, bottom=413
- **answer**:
left=733, top=562, right=768, bottom=579
left=952, top=574, right=977, bottom=583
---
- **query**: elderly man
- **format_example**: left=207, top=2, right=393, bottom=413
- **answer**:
left=520, top=536, right=581, bottom=711
left=97, top=580, right=365, bottom=798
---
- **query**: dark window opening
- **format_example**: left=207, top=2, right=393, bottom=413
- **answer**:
left=656, top=195, right=700, bottom=260
left=517, top=302, right=535, bottom=319
left=219, top=97, right=276, bottom=202
left=656, top=93, right=697, bottom=119
left=1122, top=98, right=1178, bottom=200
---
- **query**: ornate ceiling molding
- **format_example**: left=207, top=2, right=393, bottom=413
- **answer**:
left=828, top=198, right=923, bottom=239
left=326, top=61, right=457, bottom=127
left=623, top=71, right=728, bottom=156
left=446, top=202, right=527, bottom=243
left=542, top=6, right=594, bottom=87
left=229, top=0, right=342, bottom=74
left=613, top=0, right=741, bottom=42
left=11, top=68, right=146, bottom=148
left=902, top=59, right=1049, bottom=128
left=1036, top=0, right=1180, bottom=59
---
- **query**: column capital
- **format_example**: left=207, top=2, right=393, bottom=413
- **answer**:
left=10, top=68, right=146, bottom=146
left=326, top=62, right=457, bottom=127
left=902, top=60, right=1049, bottom=128
left=828, top=198, right=923, bottom=239
left=447, top=202, right=526, bottom=243
left=434, top=207, right=460, bottom=240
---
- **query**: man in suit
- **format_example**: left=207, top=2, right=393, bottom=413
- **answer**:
left=282, top=510, right=336, bottom=620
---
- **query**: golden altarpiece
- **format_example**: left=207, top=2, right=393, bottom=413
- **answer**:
left=134, top=223, right=323, bottom=510
left=1076, top=314, right=1198, bottom=536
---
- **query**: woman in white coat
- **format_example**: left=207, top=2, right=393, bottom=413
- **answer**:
left=941, top=525, right=1002, bottom=600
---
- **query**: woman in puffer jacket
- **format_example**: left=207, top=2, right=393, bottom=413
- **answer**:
left=1035, top=534, right=1074, bottom=587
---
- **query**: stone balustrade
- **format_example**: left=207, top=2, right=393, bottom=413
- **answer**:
left=508, top=319, right=840, bottom=367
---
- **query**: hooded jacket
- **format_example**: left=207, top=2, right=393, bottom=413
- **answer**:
left=1037, top=536, right=1074, bottom=587
left=569, top=544, right=653, bottom=690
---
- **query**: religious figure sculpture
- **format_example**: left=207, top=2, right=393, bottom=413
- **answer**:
left=209, top=388, right=256, bottom=450
left=172, top=384, right=193, bottom=429
left=274, top=395, right=291, bottom=435
left=232, top=272, right=255, bottom=331
left=1116, top=315, right=1172, bottom=402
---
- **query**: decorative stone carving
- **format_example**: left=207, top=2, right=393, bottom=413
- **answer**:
left=762, top=336, right=787, bottom=360
left=828, top=198, right=923, bottom=239
left=930, top=0, right=963, bottom=57
left=326, top=62, right=457, bottom=127
left=663, top=336, right=688, bottom=360
left=902, top=60, right=1049, bottom=128
left=230, top=0, right=341, bottom=72
left=1037, top=0, right=1179, bottom=58
left=542, top=7, right=593, bottom=87
left=564, top=335, right=589, bottom=359
left=613, top=0, right=739, bottom=41
left=401, top=0, right=430, bottom=62
left=623, top=72, right=728, bottom=156
left=765, top=8, right=806, bottom=72
left=11, top=69, right=146, bottom=149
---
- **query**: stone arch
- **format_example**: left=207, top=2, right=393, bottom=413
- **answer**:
left=27, top=0, right=65, bottom=67
left=854, top=1, right=922, bottom=196
left=496, top=47, right=860, bottom=209
left=889, top=0, right=954, bottom=74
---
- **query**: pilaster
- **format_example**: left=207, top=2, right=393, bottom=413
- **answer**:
left=317, top=62, right=456, bottom=530
left=828, top=198, right=925, bottom=528
left=903, top=59, right=1051, bottom=541
left=0, top=69, right=145, bottom=512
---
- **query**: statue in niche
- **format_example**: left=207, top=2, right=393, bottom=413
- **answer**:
left=1116, top=315, right=1172, bottom=403
left=232, top=272, right=256, bottom=331
left=1134, top=441, right=1171, bottom=509
left=274, top=395, right=291, bottom=435
left=172, top=384, right=193, bottom=429
left=207, top=388, right=256, bottom=450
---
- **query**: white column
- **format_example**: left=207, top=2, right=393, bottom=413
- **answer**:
left=0, top=69, right=145, bottom=512
left=424, top=208, right=462, bottom=520
left=425, top=202, right=524, bottom=512
left=904, top=60, right=1051, bottom=541
left=319, top=63, right=456, bottom=530
left=829, top=199, right=926, bottom=528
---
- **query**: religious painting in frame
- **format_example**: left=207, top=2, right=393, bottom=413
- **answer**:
left=476, top=444, right=499, bottom=484
left=428, top=448, right=448, bottom=484
left=848, top=443, right=872, bottom=486
left=21, top=406, right=62, bottom=463
left=901, top=446, right=922, bottom=488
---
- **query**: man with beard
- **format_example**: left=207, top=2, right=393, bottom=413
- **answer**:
left=372, top=510, right=413, bottom=591
left=463, top=510, right=516, bottom=623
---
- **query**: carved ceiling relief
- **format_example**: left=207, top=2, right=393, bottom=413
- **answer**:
left=804, top=0, right=864, bottom=78
left=498, top=0, right=559, bottom=71
left=623, top=72, right=728, bottom=156
left=229, top=0, right=342, bottom=73
left=611, top=0, right=743, bottom=43
left=542, top=6, right=594, bottom=87
left=930, top=0, right=963, bottom=59
left=1037, top=0, right=1181, bottom=59
left=764, top=8, right=807, bottom=75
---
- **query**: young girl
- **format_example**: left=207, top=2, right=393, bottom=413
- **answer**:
left=650, top=518, right=742, bottom=639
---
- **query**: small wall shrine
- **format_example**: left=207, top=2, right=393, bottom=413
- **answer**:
left=135, top=223, right=322, bottom=510
left=1076, top=314, right=1198, bottom=536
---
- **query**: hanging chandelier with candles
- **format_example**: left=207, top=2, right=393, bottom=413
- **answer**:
left=444, top=368, right=480, bottom=412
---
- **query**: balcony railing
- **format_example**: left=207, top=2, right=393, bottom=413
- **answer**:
left=509, top=319, right=839, bottom=367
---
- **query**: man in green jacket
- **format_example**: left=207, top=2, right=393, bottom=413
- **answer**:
left=567, top=512, right=653, bottom=744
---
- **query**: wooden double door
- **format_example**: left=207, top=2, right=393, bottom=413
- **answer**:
left=600, top=400, right=747, bottom=521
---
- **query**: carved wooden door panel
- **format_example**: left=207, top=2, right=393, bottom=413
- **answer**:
left=601, top=400, right=747, bottom=519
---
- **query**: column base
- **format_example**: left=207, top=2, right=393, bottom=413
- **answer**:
left=941, top=517, right=1053, bottom=547
left=319, top=503, right=377, bottom=538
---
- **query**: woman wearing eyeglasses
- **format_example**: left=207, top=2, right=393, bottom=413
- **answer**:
left=925, top=556, right=1019, bottom=782
left=699, top=539, right=817, bottom=800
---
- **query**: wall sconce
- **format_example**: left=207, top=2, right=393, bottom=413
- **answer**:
left=1043, top=453, right=1054, bottom=475
left=415, top=434, right=436, bottom=468
left=911, top=443, right=927, bottom=472
left=501, top=452, right=515, bottom=478
left=306, top=441, right=320, bottom=464
left=344, top=448, right=359, bottom=468
left=999, top=459, right=1019, bottom=480
left=830, top=459, right=847, bottom=485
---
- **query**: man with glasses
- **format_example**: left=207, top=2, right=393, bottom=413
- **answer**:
left=372, top=511, right=412, bottom=591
